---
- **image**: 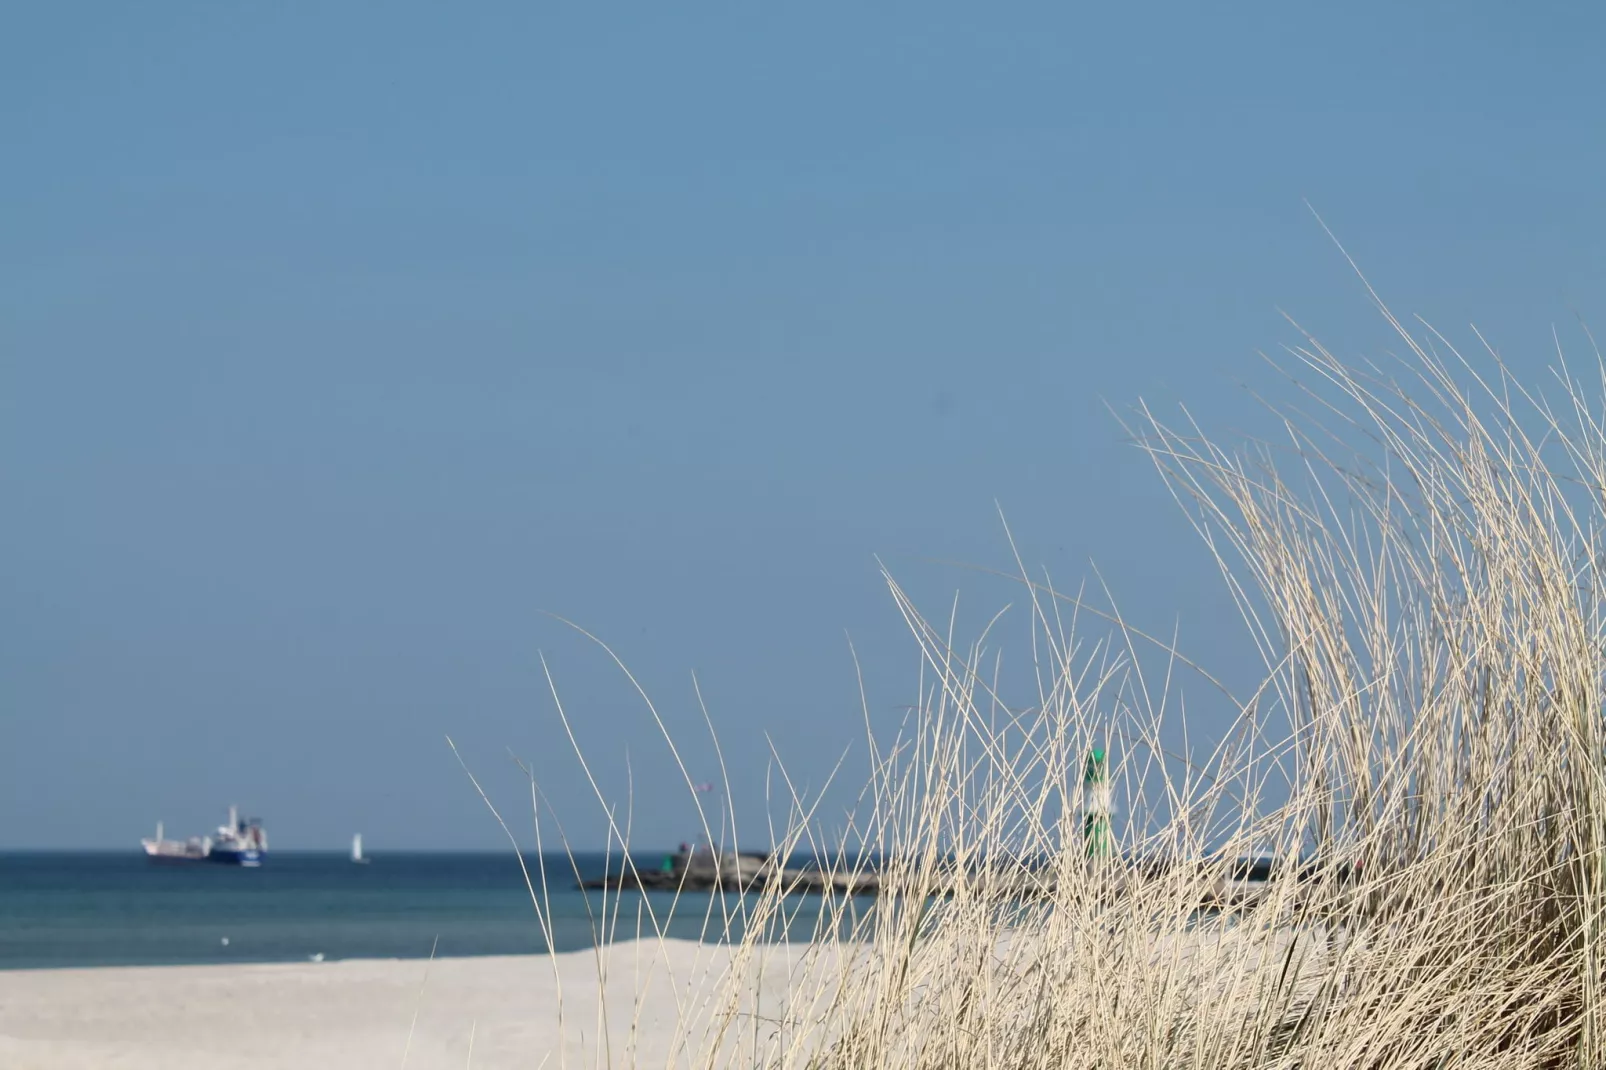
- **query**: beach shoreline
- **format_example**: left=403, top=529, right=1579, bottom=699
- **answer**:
left=0, top=939, right=779, bottom=1070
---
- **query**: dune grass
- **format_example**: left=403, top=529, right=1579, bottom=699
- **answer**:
left=496, top=289, right=1606, bottom=1069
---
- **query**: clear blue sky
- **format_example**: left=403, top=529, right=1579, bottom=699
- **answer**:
left=4, top=4, right=1603, bottom=849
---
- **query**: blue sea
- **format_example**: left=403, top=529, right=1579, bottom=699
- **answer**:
left=0, top=851, right=848, bottom=971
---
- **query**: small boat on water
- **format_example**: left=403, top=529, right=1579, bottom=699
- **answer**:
left=350, top=833, right=369, bottom=865
left=141, top=806, right=267, bottom=867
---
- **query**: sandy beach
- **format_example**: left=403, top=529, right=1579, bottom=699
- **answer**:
left=0, top=925, right=1334, bottom=1070
left=0, top=939, right=799, bottom=1070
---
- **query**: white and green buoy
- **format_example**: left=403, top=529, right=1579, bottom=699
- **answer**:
left=1083, top=746, right=1114, bottom=858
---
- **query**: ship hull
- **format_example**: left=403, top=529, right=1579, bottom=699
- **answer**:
left=207, top=848, right=264, bottom=867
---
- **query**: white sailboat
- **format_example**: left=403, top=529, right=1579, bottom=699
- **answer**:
left=350, top=833, right=369, bottom=865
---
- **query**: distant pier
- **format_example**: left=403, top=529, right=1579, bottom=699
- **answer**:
left=580, top=845, right=880, bottom=895
left=579, top=846, right=1361, bottom=906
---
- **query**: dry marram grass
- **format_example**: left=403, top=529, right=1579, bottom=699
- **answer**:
left=512, top=295, right=1606, bottom=1070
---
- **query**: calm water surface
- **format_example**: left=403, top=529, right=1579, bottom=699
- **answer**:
left=0, top=851, right=850, bottom=970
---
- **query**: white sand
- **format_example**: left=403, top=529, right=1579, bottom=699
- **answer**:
left=0, top=940, right=807, bottom=1070
left=0, top=928, right=1333, bottom=1068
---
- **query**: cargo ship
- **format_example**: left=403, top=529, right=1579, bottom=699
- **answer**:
left=141, top=806, right=268, bottom=866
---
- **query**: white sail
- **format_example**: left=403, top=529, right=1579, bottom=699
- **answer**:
left=351, top=833, right=365, bottom=863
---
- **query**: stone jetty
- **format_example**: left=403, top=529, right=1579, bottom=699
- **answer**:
left=580, top=845, right=881, bottom=895
left=579, top=846, right=1361, bottom=910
